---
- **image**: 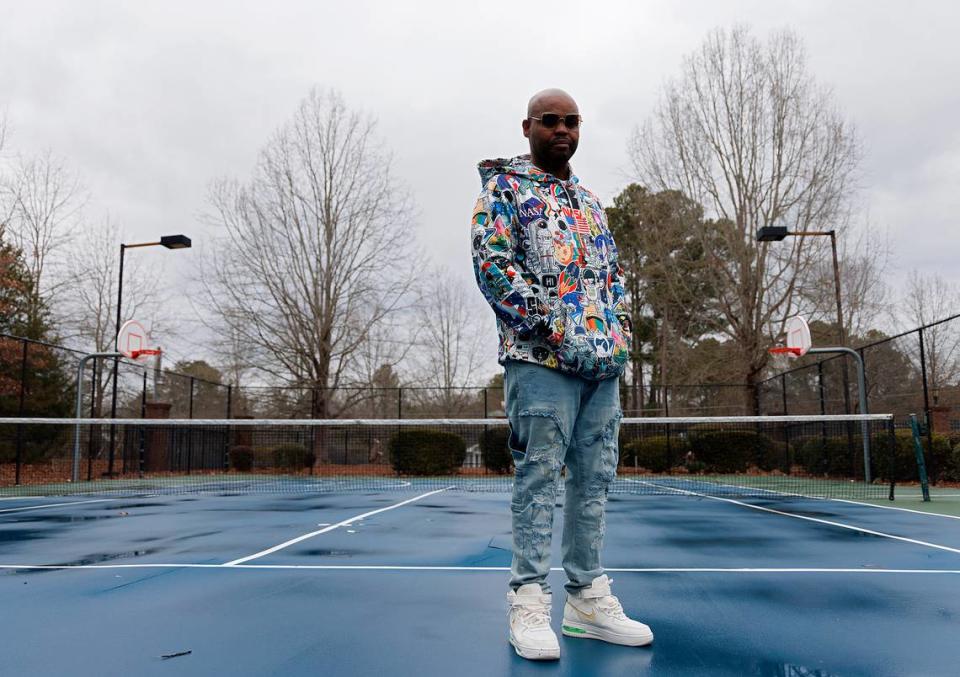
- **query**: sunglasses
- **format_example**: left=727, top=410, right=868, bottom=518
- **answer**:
left=529, top=113, right=582, bottom=129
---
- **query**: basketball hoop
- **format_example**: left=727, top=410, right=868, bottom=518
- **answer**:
left=130, top=348, right=162, bottom=360
left=768, top=346, right=803, bottom=357
left=117, top=320, right=160, bottom=364
left=769, top=316, right=812, bottom=359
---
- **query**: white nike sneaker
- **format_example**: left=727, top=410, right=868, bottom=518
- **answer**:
left=562, top=575, right=654, bottom=646
left=507, top=583, right=561, bottom=660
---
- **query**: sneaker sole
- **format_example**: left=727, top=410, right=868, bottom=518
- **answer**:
left=509, top=635, right=560, bottom=661
left=561, top=621, right=654, bottom=647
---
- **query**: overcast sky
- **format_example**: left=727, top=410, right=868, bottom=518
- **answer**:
left=1, top=1, right=958, bottom=373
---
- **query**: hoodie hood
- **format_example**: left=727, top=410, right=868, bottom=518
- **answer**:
left=477, top=154, right=578, bottom=187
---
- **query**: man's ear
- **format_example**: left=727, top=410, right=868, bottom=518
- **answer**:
left=522, top=118, right=531, bottom=139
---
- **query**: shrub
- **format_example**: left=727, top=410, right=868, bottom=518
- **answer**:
left=795, top=436, right=856, bottom=477
left=798, top=430, right=952, bottom=483
left=273, top=443, right=314, bottom=470
left=944, top=445, right=960, bottom=483
left=479, top=427, right=512, bottom=474
left=230, top=445, right=254, bottom=472
left=871, top=430, right=951, bottom=483
left=689, top=430, right=774, bottom=473
left=620, top=436, right=688, bottom=473
left=389, top=429, right=466, bottom=476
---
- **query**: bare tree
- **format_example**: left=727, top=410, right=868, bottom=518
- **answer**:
left=3, top=149, right=87, bottom=328
left=57, top=218, right=164, bottom=414
left=204, top=88, right=415, bottom=418
left=411, top=270, right=492, bottom=416
left=806, top=223, right=892, bottom=340
left=903, top=271, right=960, bottom=393
left=631, top=26, right=860, bottom=412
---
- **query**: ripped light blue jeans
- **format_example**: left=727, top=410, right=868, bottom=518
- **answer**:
left=505, top=360, right=621, bottom=594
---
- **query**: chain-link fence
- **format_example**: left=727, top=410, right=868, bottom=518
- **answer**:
left=5, top=316, right=960, bottom=483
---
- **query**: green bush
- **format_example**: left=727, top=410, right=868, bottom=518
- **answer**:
left=479, top=427, right=512, bottom=474
left=689, top=430, right=774, bottom=473
left=230, top=445, right=254, bottom=472
left=943, top=445, right=960, bottom=483
left=389, top=429, right=466, bottom=476
left=795, top=436, right=856, bottom=477
left=273, top=443, right=314, bottom=470
left=620, top=436, right=688, bottom=473
left=871, top=430, right=951, bottom=483
left=798, top=430, right=952, bottom=483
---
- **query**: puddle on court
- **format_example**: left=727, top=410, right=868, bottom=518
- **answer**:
left=99, top=502, right=165, bottom=510
left=756, top=660, right=841, bottom=676
left=14, top=514, right=117, bottom=523
left=14, top=549, right=158, bottom=574
left=300, top=548, right=367, bottom=557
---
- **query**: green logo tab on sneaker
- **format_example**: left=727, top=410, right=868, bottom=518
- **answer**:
left=562, top=625, right=586, bottom=634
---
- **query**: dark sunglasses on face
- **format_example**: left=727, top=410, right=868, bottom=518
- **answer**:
left=529, top=113, right=582, bottom=129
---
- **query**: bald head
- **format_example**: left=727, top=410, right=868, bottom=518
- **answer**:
left=527, top=88, right=578, bottom=117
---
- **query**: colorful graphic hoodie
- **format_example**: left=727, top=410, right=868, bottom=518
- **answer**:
left=470, top=155, right=630, bottom=380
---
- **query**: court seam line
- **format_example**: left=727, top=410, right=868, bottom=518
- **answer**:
left=626, top=479, right=960, bottom=557
left=222, top=486, right=455, bottom=566
left=0, top=499, right=115, bottom=514
left=3, top=563, right=960, bottom=574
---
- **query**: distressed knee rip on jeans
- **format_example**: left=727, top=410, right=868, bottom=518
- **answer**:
left=582, top=411, right=622, bottom=499
left=510, top=409, right=566, bottom=512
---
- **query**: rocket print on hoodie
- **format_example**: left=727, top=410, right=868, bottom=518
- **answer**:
left=471, top=155, right=631, bottom=381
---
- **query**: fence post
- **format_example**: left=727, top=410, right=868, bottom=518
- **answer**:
left=780, top=373, right=788, bottom=415
left=226, top=384, right=233, bottom=419
left=139, top=370, right=147, bottom=477
left=87, top=360, right=98, bottom=481
left=15, top=340, right=28, bottom=485
left=398, top=387, right=403, bottom=419
left=818, top=361, right=827, bottom=445
left=483, top=387, right=488, bottom=419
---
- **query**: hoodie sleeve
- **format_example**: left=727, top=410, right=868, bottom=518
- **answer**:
left=607, top=231, right=632, bottom=334
left=471, top=182, right=561, bottom=341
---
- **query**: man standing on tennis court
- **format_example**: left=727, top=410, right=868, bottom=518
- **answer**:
left=470, top=89, right=654, bottom=660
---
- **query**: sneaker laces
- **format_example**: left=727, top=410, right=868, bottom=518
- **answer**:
left=510, top=599, right=552, bottom=629
left=595, top=594, right=628, bottom=621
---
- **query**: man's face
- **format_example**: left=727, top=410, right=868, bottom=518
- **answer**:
left=523, top=94, right=580, bottom=168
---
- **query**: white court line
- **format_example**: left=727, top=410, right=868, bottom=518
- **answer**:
left=650, top=477, right=960, bottom=522
left=627, top=479, right=960, bottom=557
left=223, top=486, right=455, bottom=566
left=0, top=499, right=115, bottom=514
left=2, top=563, right=960, bottom=574
left=828, top=497, right=960, bottom=521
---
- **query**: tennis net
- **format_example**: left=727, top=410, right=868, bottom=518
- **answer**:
left=0, top=414, right=906, bottom=499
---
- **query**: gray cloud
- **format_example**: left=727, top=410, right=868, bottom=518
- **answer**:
left=1, top=0, right=957, bottom=370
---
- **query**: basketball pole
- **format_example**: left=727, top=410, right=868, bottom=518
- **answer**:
left=75, top=352, right=123, bottom=483
left=808, top=346, right=871, bottom=483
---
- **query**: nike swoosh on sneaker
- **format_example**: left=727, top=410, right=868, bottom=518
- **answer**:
left=567, top=603, right=595, bottom=621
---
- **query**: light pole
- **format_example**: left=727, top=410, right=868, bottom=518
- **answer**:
left=107, top=234, right=191, bottom=476
left=757, top=226, right=851, bottom=414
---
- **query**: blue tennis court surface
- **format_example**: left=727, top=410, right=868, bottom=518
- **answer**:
left=3, top=486, right=960, bottom=676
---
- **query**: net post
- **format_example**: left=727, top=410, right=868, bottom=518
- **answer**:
left=909, top=414, right=931, bottom=502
